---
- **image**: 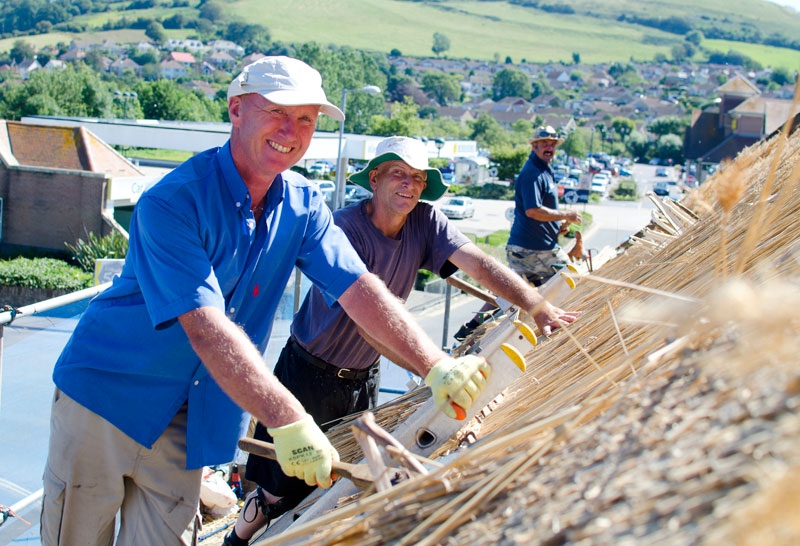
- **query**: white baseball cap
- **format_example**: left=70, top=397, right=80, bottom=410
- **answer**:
left=227, top=56, right=344, bottom=121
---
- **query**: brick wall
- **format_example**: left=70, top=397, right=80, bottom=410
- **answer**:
left=0, top=164, right=109, bottom=252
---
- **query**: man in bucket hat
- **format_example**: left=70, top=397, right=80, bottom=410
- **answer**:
left=507, top=125, right=581, bottom=283
left=43, top=58, right=492, bottom=546
left=228, top=136, right=578, bottom=544
left=455, top=126, right=582, bottom=341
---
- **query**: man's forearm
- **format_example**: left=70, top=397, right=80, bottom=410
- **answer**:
left=452, top=245, right=544, bottom=311
left=179, top=306, right=306, bottom=428
left=339, top=273, right=444, bottom=377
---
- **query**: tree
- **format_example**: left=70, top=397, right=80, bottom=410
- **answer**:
left=468, top=112, right=510, bottom=148
left=10, top=40, right=36, bottom=63
left=625, top=130, right=651, bottom=162
left=432, top=32, right=450, bottom=57
left=492, top=67, right=530, bottom=100
left=490, top=145, right=529, bottom=182
left=561, top=130, right=586, bottom=159
left=685, top=30, right=704, bottom=46
left=572, top=52, right=581, bottom=64
left=530, top=78, right=551, bottom=99
left=420, top=71, right=461, bottom=106
left=0, top=64, right=113, bottom=119
left=655, top=134, right=684, bottom=164
left=198, top=1, right=223, bottom=22
left=134, top=79, right=224, bottom=122
left=368, top=96, right=425, bottom=137
left=224, top=22, right=271, bottom=54
left=145, top=21, right=166, bottom=43
left=610, top=117, right=636, bottom=142
left=647, top=116, right=688, bottom=137
left=386, top=73, right=416, bottom=103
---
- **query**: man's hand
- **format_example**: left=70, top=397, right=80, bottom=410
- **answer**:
left=425, top=356, right=491, bottom=420
left=530, top=300, right=579, bottom=337
left=267, top=414, right=339, bottom=488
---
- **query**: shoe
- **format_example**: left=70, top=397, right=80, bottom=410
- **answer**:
left=454, top=307, right=503, bottom=341
left=223, top=487, right=290, bottom=545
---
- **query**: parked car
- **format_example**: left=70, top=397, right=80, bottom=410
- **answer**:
left=344, top=185, right=372, bottom=205
left=317, top=180, right=336, bottom=203
left=308, top=161, right=331, bottom=178
left=653, top=180, right=670, bottom=196
left=655, top=166, right=670, bottom=177
left=439, top=196, right=475, bottom=219
left=590, top=180, right=607, bottom=194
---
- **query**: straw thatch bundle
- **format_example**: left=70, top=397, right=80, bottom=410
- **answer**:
left=258, top=110, right=800, bottom=546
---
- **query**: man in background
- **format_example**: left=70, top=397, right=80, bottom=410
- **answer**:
left=455, top=125, right=581, bottom=341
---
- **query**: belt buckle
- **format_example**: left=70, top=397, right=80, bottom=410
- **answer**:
left=337, top=368, right=351, bottom=379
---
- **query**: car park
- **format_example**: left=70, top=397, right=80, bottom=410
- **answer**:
left=653, top=181, right=670, bottom=196
left=439, top=196, right=475, bottom=219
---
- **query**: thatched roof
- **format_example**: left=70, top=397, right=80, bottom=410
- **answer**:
left=254, top=99, right=800, bottom=546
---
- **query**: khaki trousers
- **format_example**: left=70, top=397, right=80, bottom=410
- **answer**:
left=41, top=390, right=202, bottom=546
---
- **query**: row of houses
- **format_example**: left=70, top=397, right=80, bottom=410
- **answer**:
left=5, top=38, right=257, bottom=83
left=4, top=35, right=798, bottom=166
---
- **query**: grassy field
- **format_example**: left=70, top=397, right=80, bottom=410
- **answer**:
left=703, top=39, right=800, bottom=71
left=1, top=0, right=799, bottom=69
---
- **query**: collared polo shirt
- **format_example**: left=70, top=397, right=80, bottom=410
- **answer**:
left=52, top=143, right=367, bottom=469
left=508, top=152, right=560, bottom=251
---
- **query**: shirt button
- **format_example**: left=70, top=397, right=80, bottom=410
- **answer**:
left=229, top=307, right=236, bottom=313
left=194, top=380, right=199, bottom=386
left=236, top=201, right=242, bottom=207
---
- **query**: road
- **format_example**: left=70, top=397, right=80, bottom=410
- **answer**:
left=436, top=162, right=671, bottom=251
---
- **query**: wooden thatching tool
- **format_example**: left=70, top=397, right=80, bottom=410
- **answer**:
left=446, top=275, right=512, bottom=311
left=237, top=437, right=393, bottom=492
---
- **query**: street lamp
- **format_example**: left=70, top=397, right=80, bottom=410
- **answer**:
left=334, top=85, right=381, bottom=209
left=434, top=138, right=445, bottom=158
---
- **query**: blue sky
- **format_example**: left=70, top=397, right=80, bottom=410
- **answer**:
left=765, top=0, right=800, bottom=10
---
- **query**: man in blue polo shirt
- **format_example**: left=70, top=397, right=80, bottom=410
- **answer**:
left=42, top=57, right=490, bottom=546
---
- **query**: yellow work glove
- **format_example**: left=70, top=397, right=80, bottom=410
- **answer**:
left=424, top=355, right=491, bottom=420
left=267, top=414, right=339, bottom=488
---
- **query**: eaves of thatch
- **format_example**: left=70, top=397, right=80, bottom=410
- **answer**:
left=255, top=91, right=800, bottom=546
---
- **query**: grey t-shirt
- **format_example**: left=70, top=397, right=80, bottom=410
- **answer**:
left=291, top=200, right=470, bottom=370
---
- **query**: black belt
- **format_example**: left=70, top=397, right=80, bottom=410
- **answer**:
left=288, top=336, right=379, bottom=381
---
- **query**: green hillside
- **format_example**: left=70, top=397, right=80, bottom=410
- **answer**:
left=2, top=0, right=800, bottom=69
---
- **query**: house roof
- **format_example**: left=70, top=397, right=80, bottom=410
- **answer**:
left=700, top=134, right=760, bottom=163
left=730, top=96, right=800, bottom=134
left=717, top=74, right=760, bottom=96
left=1, top=121, right=144, bottom=177
left=168, top=51, right=196, bottom=64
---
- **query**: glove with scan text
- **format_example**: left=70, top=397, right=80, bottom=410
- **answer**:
left=424, top=355, right=491, bottom=420
left=267, top=414, right=339, bottom=488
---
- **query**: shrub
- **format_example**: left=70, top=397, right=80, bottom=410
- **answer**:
left=449, top=183, right=514, bottom=200
left=611, top=179, right=639, bottom=200
left=65, top=231, right=129, bottom=273
left=0, top=257, right=92, bottom=291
